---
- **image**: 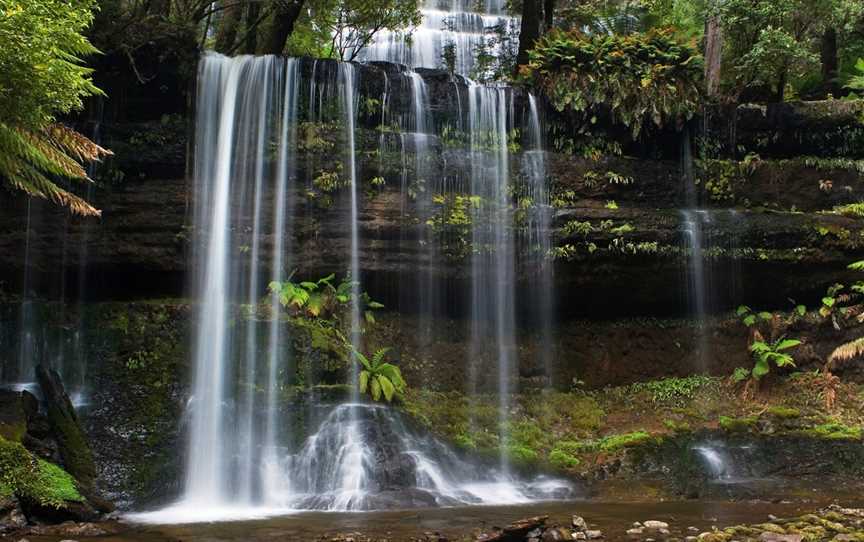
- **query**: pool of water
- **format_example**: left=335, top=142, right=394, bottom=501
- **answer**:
left=24, top=497, right=864, bottom=542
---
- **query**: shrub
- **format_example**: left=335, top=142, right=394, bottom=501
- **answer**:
left=521, top=28, right=703, bottom=138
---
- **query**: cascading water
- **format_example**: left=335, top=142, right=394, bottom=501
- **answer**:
left=680, top=129, right=744, bottom=372
left=680, top=209, right=743, bottom=371
left=524, top=93, right=554, bottom=383
left=134, top=53, right=572, bottom=524
left=359, top=0, right=519, bottom=75
left=467, top=83, right=517, bottom=476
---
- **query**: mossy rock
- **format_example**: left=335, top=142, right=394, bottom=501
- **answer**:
left=719, top=415, right=758, bottom=433
left=0, top=435, right=84, bottom=509
left=766, top=406, right=801, bottom=419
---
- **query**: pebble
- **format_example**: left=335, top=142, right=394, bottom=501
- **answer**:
left=626, top=528, right=644, bottom=536
left=644, top=521, right=670, bottom=531
left=572, top=516, right=588, bottom=531
left=585, top=530, right=604, bottom=540
left=685, top=537, right=698, bottom=542
left=687, top=527, right=700, bottom=533
left=572, top=533, right=587, bottom=541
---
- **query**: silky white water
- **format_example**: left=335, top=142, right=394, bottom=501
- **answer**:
left=131, top=53, right=571, bottom=524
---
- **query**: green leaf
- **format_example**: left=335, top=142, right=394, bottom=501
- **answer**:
left=822, top=297, right=835, bottom=308
left=795, top=305, right=806, bottom=316
left=379, top=376, right=395, bottom=402
left=364, top=310, right=376, bottom=325
left=376, top=363, right=406, bottom=391
left=736, top=305, right=751, bottom=316
left=743, top=315, right=756, bottom=326
left=367, top=301, right=385, bottom=309
left=370, top=378, right=381, bottom=401
left=774, top=338, right=801, bottom=351
left=300, top=281, right=318, bottom=291
left=848, top=261, right=864, bottom=271
left=752, top=358, right=770, bottom=379
left=359, top=370, right=369, bottom=394
left=306, top=292, right=324, bottom=317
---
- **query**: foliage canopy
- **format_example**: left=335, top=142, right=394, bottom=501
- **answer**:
left=0, top=0, right=107, bottom=215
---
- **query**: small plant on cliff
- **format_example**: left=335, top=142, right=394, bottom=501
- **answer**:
left=269, top=273, right=383, bottom=323
left=749, top=337, right=801, bottom=379
left=356, top=347, right=406, bottom=402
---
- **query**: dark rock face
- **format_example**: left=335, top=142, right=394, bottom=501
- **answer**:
left=35, top=365, right=114, bottom=514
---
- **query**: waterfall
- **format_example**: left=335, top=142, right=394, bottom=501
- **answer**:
left=179, top=54, right=303, bottom=510
left=524, top=94, right=554, bottom=384
left=467, top=83, right=517, bottom=475
left=359, top=0, right=519, bottom=75
left=680, top=209, right=743, bottom=372
left=694, top=445, right=730, bottom=480
left=131, top=54, right=573, bottom=524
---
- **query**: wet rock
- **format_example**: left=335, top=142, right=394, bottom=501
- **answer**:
left=541, top=527, right=570, bottom=541
left=626, top=527, right=644, bottom=536
left=584, top=530, right=603, bottom=539
left=481, top=516, right=548, bottom=542
left=35, top=365, right=113, bottom=515
left=0, top=497, right=27, bottom=534
left=645, top=521, right=670, bottom=531
left=758, top=533, right=803, bottom=542
left=572, top=516, right=588, bottom=531
left=573, top=532, right=587, bottom=540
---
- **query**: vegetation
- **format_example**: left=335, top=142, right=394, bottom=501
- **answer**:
left=0, top=435, right=84, bottom=508
left=0, top=0, right=109, bottom=215
left=521, top=28, right=703, bottom=138
left=356, top=347, right=406, bottom=403
left=269, top=273, right=384, bottom=325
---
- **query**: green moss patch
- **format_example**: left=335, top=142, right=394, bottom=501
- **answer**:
left=719, top=415, right=758, bottom=432
left=0, top=435, right=83, bottom=508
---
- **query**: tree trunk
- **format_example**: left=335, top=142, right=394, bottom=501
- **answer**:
left=775, top=65, right=788, bottom=102
left=214, top=1, right=242, bottom=54
left=821, top=28, right=839, bottom=97
left=543, top=0, right=555, bottom=30
left=516, top=0, right=544, bottom=71
left=242, top=2, right=261, bottom=55
left=704, top=10, right=723, bottom=98
left=258, top=0, right=305, bottom=56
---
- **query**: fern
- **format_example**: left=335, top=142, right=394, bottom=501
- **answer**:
left=0, top=123, right=108, bottom=216
left=828, top=337, right=864, bottom=365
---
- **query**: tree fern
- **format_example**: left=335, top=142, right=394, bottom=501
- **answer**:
left=0, top=123, right=108, bottom=216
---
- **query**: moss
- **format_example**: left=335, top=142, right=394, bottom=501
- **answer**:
left=719, top=415, right=758, bottom=432
left=766, top=406, right=801, bottom=419
left=793, top=422, right=862, bottom=440
left=0, top=436, right=83, bottom=508
left=548, top=448, right=580, bottom=469
left=506, top=444, right=539, bottom=466
left=598, top=430, right=654, bottom=451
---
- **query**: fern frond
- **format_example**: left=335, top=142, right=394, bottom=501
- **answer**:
left=43, top=123, right=111, bottom=163
left=0, top=122, right=101, bottom=217
left=828, top=337, right=864, bottom=366
left=372, top=347, right=391, bottom=367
